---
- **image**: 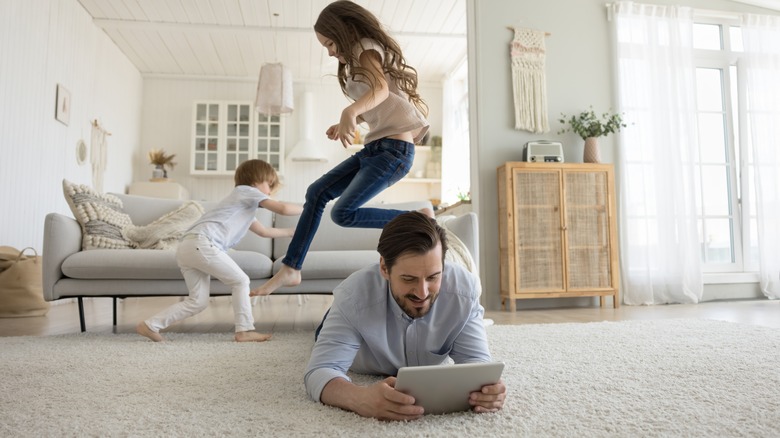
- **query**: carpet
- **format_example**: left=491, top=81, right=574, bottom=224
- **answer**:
left=1, top=319, right=779, bottom=437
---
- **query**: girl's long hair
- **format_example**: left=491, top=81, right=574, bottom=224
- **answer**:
left=314, top=0, right=428, bottom=117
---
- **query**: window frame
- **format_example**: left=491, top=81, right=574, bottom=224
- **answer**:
left=692, top=16, right=759, bottom=276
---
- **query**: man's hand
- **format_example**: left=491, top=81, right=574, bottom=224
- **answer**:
left=321, top=376, right=424, bottom=421
left=469, top=379, right=507, bottom=413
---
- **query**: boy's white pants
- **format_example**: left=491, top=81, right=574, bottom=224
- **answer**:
left=145, top=234, right=255, bottom=333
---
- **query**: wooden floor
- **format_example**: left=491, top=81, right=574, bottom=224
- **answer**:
left=0, top=295, right=778, bottom=337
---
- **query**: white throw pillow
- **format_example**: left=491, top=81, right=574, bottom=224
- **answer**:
left=123, top=202, right=204, bottom=250
left=62, top=179, right=134, bottom=250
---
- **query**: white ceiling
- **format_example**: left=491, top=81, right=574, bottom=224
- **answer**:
left=729, top=0, right=780, bottom=11
left=77, top=0, right=467, bottom=84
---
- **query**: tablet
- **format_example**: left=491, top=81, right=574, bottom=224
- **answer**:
left=394, top=362, right=505, bottom=415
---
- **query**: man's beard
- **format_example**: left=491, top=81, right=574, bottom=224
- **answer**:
left=393, top=291, right=438, bottom=319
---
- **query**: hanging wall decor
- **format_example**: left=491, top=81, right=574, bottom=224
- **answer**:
left=55, top=84, right=71, bottom=126
left=91, top=119, right=111, bottom=193
left=509, top=27, right=550, bottom=134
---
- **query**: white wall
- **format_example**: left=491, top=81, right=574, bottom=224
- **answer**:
left=470, top=0, right=777, bottom=311
left=0, top=0, right=143, bottom=252
left=139, top=77, right=443, bottom=204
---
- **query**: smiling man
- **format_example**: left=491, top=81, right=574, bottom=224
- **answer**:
left=303, top=212, right=506, bottom=421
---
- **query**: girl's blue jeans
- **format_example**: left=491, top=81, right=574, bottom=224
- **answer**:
left=282, top=138, right=415, bottom=270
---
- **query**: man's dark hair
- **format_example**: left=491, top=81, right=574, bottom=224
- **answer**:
left=377, top=212, right=447, bottom=272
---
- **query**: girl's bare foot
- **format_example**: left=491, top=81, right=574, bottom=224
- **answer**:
left=250, top=265, right=302, bottom=296
left=419, top=207, right=435, bottom=218
left=136, top=321, right=164, bottom=342
left=235, top=331, right=272, bottom=342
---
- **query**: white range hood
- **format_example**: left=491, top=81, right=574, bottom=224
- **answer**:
left=288, top=91, right=328, bottom=162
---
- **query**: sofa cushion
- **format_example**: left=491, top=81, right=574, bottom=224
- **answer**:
left=61, top=249, right=273, bottom=280
left=111, top=194, right=196, bottom=226
left=273, top=250, right=379, bottom=279
left=272, top=201, right=432, bottom=259
left=63, top=180, right=134, bottom=250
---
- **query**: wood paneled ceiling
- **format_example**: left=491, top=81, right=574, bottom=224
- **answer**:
left=77, top=0, right=467, bottom=84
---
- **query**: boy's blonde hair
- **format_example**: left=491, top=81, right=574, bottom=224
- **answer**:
left=234, top=159, right=280, bottom=191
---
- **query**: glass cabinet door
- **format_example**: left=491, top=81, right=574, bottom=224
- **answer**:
left=255, top=113, right=283, bottom=172
left=225, top=103, right=252, bottom=172
left=193, top=103, right=219, bottom=172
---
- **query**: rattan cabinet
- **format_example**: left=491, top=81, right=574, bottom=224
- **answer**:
left=497, top=162, right=619, bottom=311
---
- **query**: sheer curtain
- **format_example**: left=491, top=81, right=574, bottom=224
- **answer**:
left=742, top=14, right=780, bottom=299
left=441, top=59, right=470, bottom=205
left=610, top=2, right=703, bottom=304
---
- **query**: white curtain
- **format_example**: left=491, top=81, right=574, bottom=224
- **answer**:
left=611, top=2, right=703, bottom=304
left=741, top=14, right=780, bottom=299
left=441, top=59, right=470, bottom=205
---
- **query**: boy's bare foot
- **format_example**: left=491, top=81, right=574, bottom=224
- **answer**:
left=235, top=331, right=272, bottom=342
left=250, top=265, right=302, bottom=296
left=419, top=207, right=435, bottom=218
left=136, top=321, right=164, bottom=342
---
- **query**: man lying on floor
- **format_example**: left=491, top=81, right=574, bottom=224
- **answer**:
left=303, top=212, right=507, bottom=421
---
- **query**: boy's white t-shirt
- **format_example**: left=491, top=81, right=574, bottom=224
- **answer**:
left=185, top=185, right=269, bottom=251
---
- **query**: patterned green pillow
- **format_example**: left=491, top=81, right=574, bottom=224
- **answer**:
left=62, top=179, right=133, bottom=250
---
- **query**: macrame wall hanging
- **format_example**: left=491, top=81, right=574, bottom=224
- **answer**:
left=91, top=119, right=111, bottom=193
left=509, top=26, right=550, bottom=134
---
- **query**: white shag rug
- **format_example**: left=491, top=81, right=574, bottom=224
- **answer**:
left=1, top=319, right=779, bottom=437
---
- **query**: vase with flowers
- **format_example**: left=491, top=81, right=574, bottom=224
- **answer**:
left=558, top=107, right=626, bottom=163
left=147, top=149, right=176, bottom=180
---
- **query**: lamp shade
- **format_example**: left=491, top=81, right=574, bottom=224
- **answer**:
left=255, top=63, right=294, bottom=115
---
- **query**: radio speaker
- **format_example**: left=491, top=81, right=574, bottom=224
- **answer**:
left=525, top=141, right=564, bottom=163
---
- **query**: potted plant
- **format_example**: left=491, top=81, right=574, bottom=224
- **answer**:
left=558, top=107, right=626, bottom=163
left=147, top=149, right=176, bottom=179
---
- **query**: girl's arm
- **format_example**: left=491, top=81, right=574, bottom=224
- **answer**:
left=328, top=50, right=389, bottom=147
left=249, top=220, right=295, bottom=238
left=258, top=199, right=303, bottom=216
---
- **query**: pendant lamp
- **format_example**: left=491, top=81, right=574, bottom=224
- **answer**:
left=255, top=62, right=294, bottom=115
left=255, top=12, right=293, bottom=116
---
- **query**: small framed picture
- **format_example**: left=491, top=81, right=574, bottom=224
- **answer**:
left=55, top=84, right=71, bottom=126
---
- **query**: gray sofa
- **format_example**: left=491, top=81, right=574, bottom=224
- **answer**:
left=42, top=193, right=479, bottom=332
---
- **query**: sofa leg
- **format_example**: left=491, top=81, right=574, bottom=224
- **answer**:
left=78, top=297, right=86, bottom=332
left=113, top=297, right=117, bottom=326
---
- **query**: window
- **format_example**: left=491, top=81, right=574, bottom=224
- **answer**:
left=692, top=21, right=757, bottom=273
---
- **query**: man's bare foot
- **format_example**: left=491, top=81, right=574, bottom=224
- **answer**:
left=235, top=331, right=272, bottom=342
left=419, top=207, right=435, bottom=218
left=136, top=321, right=164, bottom=342
left=250, top=265, right=302, bottom=296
